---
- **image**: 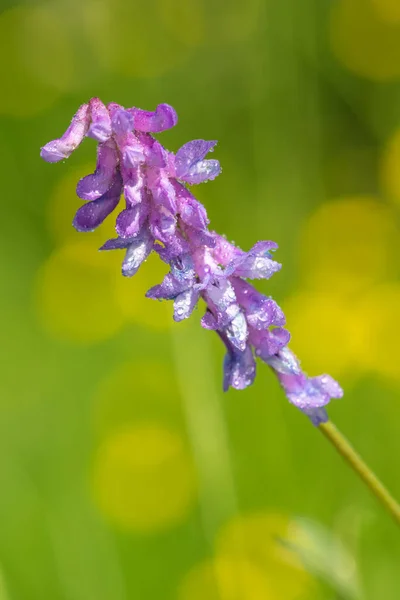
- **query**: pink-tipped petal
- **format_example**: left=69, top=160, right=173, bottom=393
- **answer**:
left=87, top=98, right=112, bottom=142
left=40, top=103, right=90, bottom=162
left=130, top=103, right=178, bottom=133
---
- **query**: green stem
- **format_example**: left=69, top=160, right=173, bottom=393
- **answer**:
left=318, top=421, right=400, bottom=527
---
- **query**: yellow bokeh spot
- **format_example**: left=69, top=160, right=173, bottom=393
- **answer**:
left=353, top=283, right=400, bottom=383
left=283, top=292, right=361, bottom=379
left=92, top=360, right=183, bottom=437
left=371, top=0, right=400, bottom=24
left=380, top=128, right=400, bottom=205
left=92, top=424, right=197, bottom=532
left=179, top=513, right=313, bottom=600
left=330, top=0, right=400, bottom=81
left=299, top=197, right=399, bottom=295
left=0, top=7, right=73, bottom=116
left=114, top=252, right=172, bottom=330
left=178, top=558, right=272, bottom=600
left=35, top=240, right=124, bottom=344
left=83, top=0, right=201, bottom=78
left=215, top=513, right=312, bottom=599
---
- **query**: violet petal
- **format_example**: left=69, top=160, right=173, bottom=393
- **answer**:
left=222, top=342, right=256, bottom=391
left=87, top=98, right=112, bottom=142
left=122, top=230, right=153, bottom=277
left=111, top=108, right=134, bottom=135
left=76, top=141, right=118, bottom=201
left=173, top=288, right=200, bottom=321
left=100, top=237, right=133, bottom=251
left=73, top=173, right=122, bottom=232
left=149, top=206, right=176, bottom=242
left=225, top=311, right=248, bottom=352
left=226, top=243, right=281, bottom=280
left=116, top=203, right=149, bottom=238
left=233, top=280, right=285, bottom=329
left=40, top=103, right=90, bottom=162
left=130, top=103, right=178, bottom=133
left=251, top=327, right=290, bottom=360
left=175, top=140, right=221, bottom=185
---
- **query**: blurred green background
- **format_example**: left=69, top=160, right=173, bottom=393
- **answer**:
left=1, top=0, right=400, bottom=598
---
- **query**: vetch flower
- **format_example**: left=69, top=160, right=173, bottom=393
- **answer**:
left=40, top=98, right=343, bottom=424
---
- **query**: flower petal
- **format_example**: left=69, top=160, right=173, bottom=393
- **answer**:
left=212, top=235, right=239, bottom=267
left=267, top=348, right=343, bottom=411
left=116, top=203, right=149, bottom=238
left=148, top=170, right=177, bottom=214
left=111, top=108, right=134, bottom=135
left=220, top=339, right=256, bottom=391
left=149, top=205, right=176, bottom=242
left=251, top=327, right=290, bottom=359
left=173, top=288, right=200, bottom=321
left=311, top=375, right=344, bottom=400
left=130, top=103, right=178, bottom=133
left=121, top=229, right=153, bottom=277
left=87, top=97, right=112, bottom=142
left=73, top=173, right=122, bottom=232
left=226, top=242, right=281, bottom=280
left=175, top=140, right=221, bottom=184
left=123, top=165, right=147, bottom=207
left=225, top=310, right=248, bottom=351
left=100, top=237, right=132, bottom=250
left=174, top=182, right=209, bottom=230
left=76, top=141, right=118, bottom=200
left=153, top=230, right=191, bottom=262
left=233, top=280, right=285, bottom=329
left=146, top=273, right=185, bottom=300
left=40, top=103, right=90, bottom=162
left=206, top=279, right=237, bottom=313
left=201, top=310, right=218, bottom=330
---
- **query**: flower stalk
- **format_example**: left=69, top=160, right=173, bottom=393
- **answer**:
left=319, top=421, right=400, bottom=527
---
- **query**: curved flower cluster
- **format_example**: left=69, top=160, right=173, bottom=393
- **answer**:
left=40, top=98, right=343, bottom=425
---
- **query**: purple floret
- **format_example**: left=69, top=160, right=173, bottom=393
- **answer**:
left=40, top=97, right=343, bottom=424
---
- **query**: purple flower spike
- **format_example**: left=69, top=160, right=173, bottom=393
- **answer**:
left=130, top=103, right=178, bottom=133
left=88, top=98, right=112, bottom=142
left=73, top=173, right=122, bottom=232
left=41, top=96, right=343, bottom=422
left=175, top=140, right=221, bottom=184
left=40, top=103, right=90, bottom=162
left=76, top=141, right=118, bottom=201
